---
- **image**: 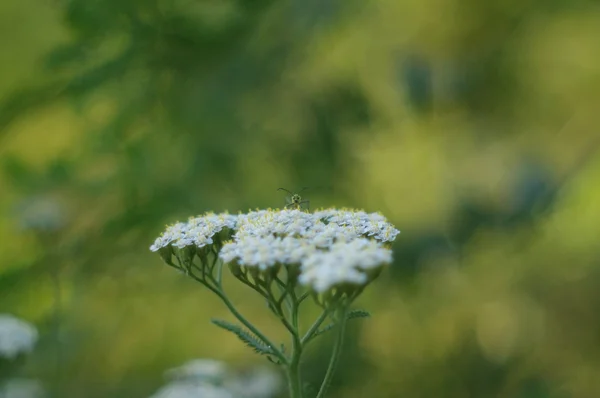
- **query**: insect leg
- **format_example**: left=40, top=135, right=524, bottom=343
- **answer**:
left=299, top=200, right=310, bottom=210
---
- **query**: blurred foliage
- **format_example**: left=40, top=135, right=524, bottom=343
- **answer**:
left=1, top=0, right=600, bottom=397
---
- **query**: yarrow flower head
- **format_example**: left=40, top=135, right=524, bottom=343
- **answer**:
left=218, top=208, right=399, bottom=297
left=150, top=208, right=399, bottom=297
left=0, top=314, right=38, bottom=360
left=149, top=206, right=399, bottom=398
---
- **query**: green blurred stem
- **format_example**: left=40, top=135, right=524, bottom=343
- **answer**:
left=315, top=308, right=348, bottom=398
left=178, top=258, right=287, bottom=364
left=287, top=361, right=302, bottom=398
left=298, top=291, right=310, bottom=304
left=286, top=287, right=304, bottom=398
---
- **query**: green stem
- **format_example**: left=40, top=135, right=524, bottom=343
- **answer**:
left=275, top=277, right=293, bottom=314
left=216, top=256, right=224, bottom=285
left=267, top=287, right=297, bottom=336
left=286, top=287, right=304, bottom=398
left=202, top=272, right=287, bottom=365
left=287, top=361, right=302, bottom=398
left=236, top=274, right=270, bottom=299
left=301, top=309, right=330, bottom=345
left=315, top=308, right=348, bottom=398
left=298, top=291, right=310, bottom=304
left=217, top=289, right=287, bottom=364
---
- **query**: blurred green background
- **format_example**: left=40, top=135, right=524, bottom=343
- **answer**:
left=2, top=0, right=600, bottom=397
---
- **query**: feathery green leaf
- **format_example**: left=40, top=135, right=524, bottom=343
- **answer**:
left=347, top=309, right=371, bottom=320
left=210, top=318, right=274, bottom=356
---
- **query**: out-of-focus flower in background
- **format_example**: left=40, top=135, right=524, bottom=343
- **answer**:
left=0, top=378, right=45, bottom=398
left=149, top=382, right=234, bottom=398
left=150, top=359, right=281, bottom=398
left=224, top=366, right=282, bottom=398
left=165, top=359, right=229, bottom=385
left=14, top=195, right=67, bottom=233
left=0, top=315, right=38, bottom=360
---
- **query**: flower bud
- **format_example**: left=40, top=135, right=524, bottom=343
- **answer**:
left=158, top=245, right=174, bottom=264
left=177, top=246, right=196, bottom=267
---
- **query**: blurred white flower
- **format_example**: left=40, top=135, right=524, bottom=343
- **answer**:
left=15, top=196, right=67, bottom=232
left=149, top=382, right=234, bottom=398
left=0, top=379, right=45, bottom=398
left=0, top=315, right=38, bottom=360
left=153, top=360, right=282, bottom=398
left=225, top=366, right=282, bottom=398
left=165, top=359, right=228, bottom=384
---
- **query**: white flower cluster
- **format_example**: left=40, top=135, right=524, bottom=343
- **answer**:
left=314, top=209, right=400, bottom=242
left=150, top=213, right=237, bottom=252
left=298, top=239, right=392, bottom=293
left=150, top=208, right=399, bottom=293
left=149, top=359, right=281, bottom=398
left=0, top=314, right=38, bottom=360
left=220, top=235, right=315, bottom=271
left=149, top=382, right=234, bottom=398
left=220, top=209, right=399, bottom=293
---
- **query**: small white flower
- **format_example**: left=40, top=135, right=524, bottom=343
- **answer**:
left=0, top=315, right=38, bottom=359
left=316, top=209, right=400, bottom=243
left=0, top=379, right=45, bottom=398
left=299, top=239, right=392, bottom=293
left=299, top=263, right=367, bottom=293
left=220, top=236, right=316, bottom=270
left=148, top=382, right=234, bottom=398
left=150, top=213, right=237, bottom=252
left=235, top=209, right=315, bottom=239
left=218, top=244, right=238, bottom=264
left=15, top=196, right=67, bottom=232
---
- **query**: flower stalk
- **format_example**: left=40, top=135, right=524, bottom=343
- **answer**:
left=150, top=208, right=400, bottom=397
left=315, top=307, right=348, bottom=398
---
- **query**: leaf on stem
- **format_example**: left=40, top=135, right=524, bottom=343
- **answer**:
left=210, top=318, right=275, bottom=356
left=314, top=323, right=336, bottom=337
left=346, top=309, right=371, bottom=320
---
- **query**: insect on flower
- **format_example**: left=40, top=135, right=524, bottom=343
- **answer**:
left=277, top=187, right=310, bottom=210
